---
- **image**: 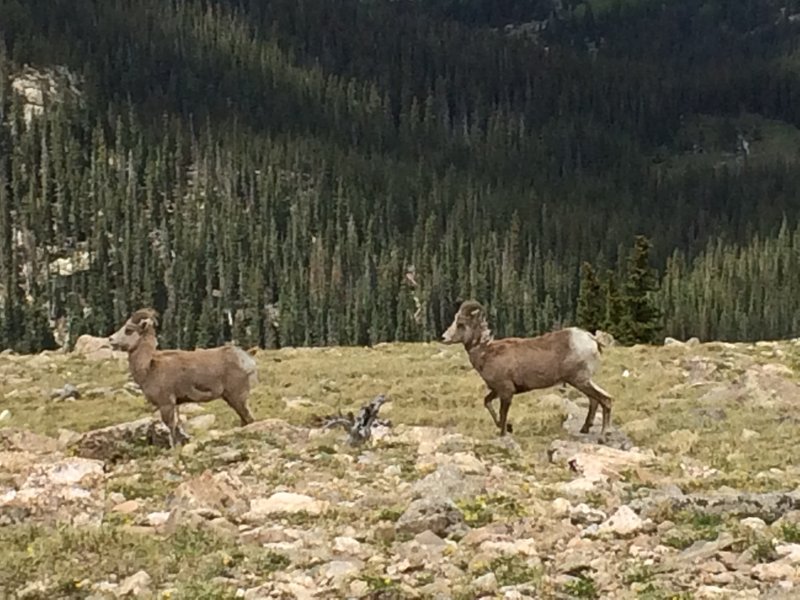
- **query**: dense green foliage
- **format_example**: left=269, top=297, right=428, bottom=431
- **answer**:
left=1, top=0, right=800, bottom=350
left=577, top=236, right=663, bottom=344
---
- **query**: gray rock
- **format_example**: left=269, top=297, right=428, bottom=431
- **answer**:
left=632, top=490, right=800, bottom=524
left=0, top=428, right=62, bottom=453
left=71, top=418, right=173, bottom=460
left=117, top=570, right=152, bottom=597
left=396, top=496, right=466, bottom=538
left=569, top=503, right=607, bottom=526
left=411, top=464, right=485, bottom=502
left=473, top=572, right=498, bottom=594
left=0, top=457, right=105, bottom=526
left=50, top=383, right=80, bottom=402
left=185, top=413, right=216, bottom=432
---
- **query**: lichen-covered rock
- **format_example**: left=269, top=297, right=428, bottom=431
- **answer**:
left=71, top=418, right=172, bottom=460
left=396, top=496, right=466, bottom=537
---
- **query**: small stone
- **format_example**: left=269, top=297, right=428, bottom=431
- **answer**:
left=383, top=465, right=401, bottom=477
left=569, top=503, right=607, bottom=526
left=320, top=559, right=363, bottom=583
left=333, top=536, right=362, bottom=555
left=597, top=505, right=645, bottom=537
left=751, top=561, right=797, bottom=581
left=117, top=570, right=152, bottom=597
left=146, top=511, right=171, bottom=526
left=112, top=500, right=141, bottom=515
left=775, top=543, right=800, bottom=564
left=415, top=529, right=446, bottom=548
left=551, top=497, right=571, bottom=518
left=741, top=429, right=760, bottom=441
left=349, top=580, right=370, bottom=596
left=739, top=517, right=767, bottom=533
left=245, top=492, right=327, bottom=520
left=186, top=414, right=216, bottom=432
left=472, top=572, right=498, bottom=594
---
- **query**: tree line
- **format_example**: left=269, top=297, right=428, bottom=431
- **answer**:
left=0, top=0, right=799, bottom=351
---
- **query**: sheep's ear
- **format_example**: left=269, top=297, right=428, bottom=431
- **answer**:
left=138, top=317, right=155, bottom=331
left=469, top=307, right=482, bottom=318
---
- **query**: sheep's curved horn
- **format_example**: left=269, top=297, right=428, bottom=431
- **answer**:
left=459, top=300, right=485, bottom=318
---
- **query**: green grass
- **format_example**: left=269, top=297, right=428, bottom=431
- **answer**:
left=4, top=340, right=800, bottom=484
left=4, top=339, right=800, bottom=597
left=0, top=525, right=289, bottom=598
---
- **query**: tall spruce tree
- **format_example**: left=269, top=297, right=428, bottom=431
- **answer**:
left=617, top=235, right=663, bottom=345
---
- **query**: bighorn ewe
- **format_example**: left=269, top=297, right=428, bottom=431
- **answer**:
left=441, top=300, right=613, bottom=438
left=109, top=308, right=258, bottom=447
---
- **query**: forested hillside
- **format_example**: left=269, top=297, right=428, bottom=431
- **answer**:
left=1, top=0, right=800, bottom=351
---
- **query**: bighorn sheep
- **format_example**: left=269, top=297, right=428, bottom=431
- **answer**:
left=441, top=300, right=613, bottom=438
left=108, top=308, right=258, bottom=447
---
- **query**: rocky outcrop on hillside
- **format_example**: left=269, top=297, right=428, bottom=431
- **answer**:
left=10, top=65, right=82, bottom=123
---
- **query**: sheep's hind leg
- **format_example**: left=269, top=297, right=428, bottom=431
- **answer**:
left=175, top=406, right=191, bottom=444
left=158, top=400, right=180, bottom=449
left=591, top=381, right=614, bottom=435
left=498, top=395, right=513, bottom=437
left=224, top=392, right=256, bottom=426
left=580, top=398, right=599, bottom=434
left=571, top=380, right=613, bottom=438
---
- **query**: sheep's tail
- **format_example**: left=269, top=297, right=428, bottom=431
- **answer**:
left=589, top=333, right=605, bottom=354
left=233, top=346, right=259, bottom=386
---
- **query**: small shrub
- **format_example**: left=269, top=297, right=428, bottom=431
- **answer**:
left=662, top=532, right=695, bottom=550
left=361, top=574, right=398, bottom=591
left=562, top=574, right=599, bottom=599
left=456, top=497, right=493, bottom=527
left=488, top=555, right=540, bottom=587
left=781, top=522, right=800, bottom=543
left=376, top=508, right=403, bottom=522
left=250, top=551, right=290, bottom=574
left=623, top=562, right=654, bottom=585
left=751, top=539, right=778, bottom=563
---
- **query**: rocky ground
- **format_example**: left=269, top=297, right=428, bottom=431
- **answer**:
left=3, top=337, right=800, bottom=599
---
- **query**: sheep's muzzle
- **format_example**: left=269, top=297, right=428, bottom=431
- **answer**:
left=441, top=320, right=459, bottom=344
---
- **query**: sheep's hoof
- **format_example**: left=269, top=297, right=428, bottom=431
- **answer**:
left=506, top=423, right=513, bottom=434
left=579, top=425, right=591, bottom=434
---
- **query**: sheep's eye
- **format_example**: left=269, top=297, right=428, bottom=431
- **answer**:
left=456, top=322, right=465, bottom=329
left=124, top=328, right=135, bottom=335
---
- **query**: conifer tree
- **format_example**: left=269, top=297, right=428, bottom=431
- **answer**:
left=617, top=235, right=663, bottom=345
left=576, top=261, right=604, bottom=333
left=602, top=270, right=625, bottom=338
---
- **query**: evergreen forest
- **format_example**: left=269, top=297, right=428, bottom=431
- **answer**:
left=2, top=0, right=800, bottom=351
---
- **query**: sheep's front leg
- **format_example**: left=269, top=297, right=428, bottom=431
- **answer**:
left=483, top=390, right=502, bottom=428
